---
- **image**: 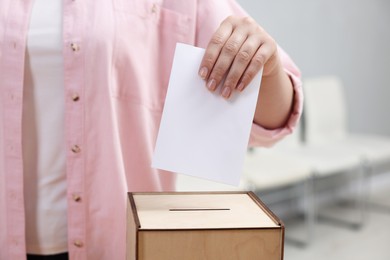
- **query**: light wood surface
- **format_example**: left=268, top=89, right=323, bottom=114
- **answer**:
left=134, top=193, right=279, bottom=229
left=138, top=229, right=282, bottom=260
left=127, top=192, right=284, bottom=260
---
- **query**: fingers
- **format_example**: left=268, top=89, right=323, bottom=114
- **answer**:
left=199, top=16, right=278, bottom=99
left=198, top=18, right=234, bottom=81
left=206, top=29, right=248, bottom=94
left=222, top=35, right=262, bottom=97
left=200, top=17, right=250, bottom=93
left=235, top=40, right=275, bottom=93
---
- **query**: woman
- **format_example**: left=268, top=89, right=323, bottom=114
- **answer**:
left=0, top=0, right=303, bottom=259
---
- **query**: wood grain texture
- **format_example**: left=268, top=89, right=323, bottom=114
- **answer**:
left=127, top=192, right=284, bottom=259
left=127, top=195, right=139, bottom=260
left=138, top=229, right=282, bottom=260
left=134, top=193, right=278, bottom=229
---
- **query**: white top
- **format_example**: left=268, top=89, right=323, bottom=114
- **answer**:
left=23, top=0, right=67, bottom=254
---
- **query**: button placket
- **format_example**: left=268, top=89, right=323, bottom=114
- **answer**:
left=63, top=1, right=87, bottom=256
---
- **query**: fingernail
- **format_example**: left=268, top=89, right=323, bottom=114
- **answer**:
left=222, top=86, right=231, bottom=98
left=199, top=67, right=208, bottom=79
left=207, top=79, right=216, bottom=91
left=237, top=82, right=245, bottom=92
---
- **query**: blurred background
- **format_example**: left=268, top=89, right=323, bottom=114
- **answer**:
left=177, top=1, right=390, bottom=259
left=238, top=0, right=390, bottom=136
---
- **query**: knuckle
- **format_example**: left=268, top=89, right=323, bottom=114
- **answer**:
left=242, top=71, right=254, bottom=83
left=224, top=78, right=236, bottom=88
left=254, top=25, right=265, bottom=34
left=224, top=40, right=240, bottom=54
left=237, top=50, right=251, bottom=62
left=225, top=15, right=236, bottom=23
left=211, top=33, right=225, bottom=46
left=253, top=53, right=266, bottom=66
left=203, top=54, right=215, bottom=65
left=227, top=70, right=241, bottom=84
left=246, top=70, right=255, bottom=80
left=221, top=16, right=235, bottom=27
left=242, top=16, right=254, bottom=25
left=211, top=67, right=226, bottom=80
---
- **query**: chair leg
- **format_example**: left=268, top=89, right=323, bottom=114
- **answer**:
left=283, top=177, right=315, bottom=248
left=304, top=175, right=315, bottom=245
left=305, top=176, right=316, bottom=241
left=357, top=160, right=369, bottom=225
left=315, top=164, right=366, bottom=230
left=365, top=161, right=390, bottom=213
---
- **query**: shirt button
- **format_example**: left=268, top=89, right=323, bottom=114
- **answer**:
left=71, top=145, right=81, bottom=153
left=72, top=194, right=82, bottom=202
left=73, top=240, right=84, bottom=248
left=151, top=3, right=157, bottom=13
left=71, top=93, right=80, bottom=102
left=70, top=43, right=80, bottom=52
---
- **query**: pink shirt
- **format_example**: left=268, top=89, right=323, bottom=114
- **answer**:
left=0, top=0, right=303, bottom=259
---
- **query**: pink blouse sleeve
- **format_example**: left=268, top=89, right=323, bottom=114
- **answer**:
left=249, top=47, right=303, bottom=147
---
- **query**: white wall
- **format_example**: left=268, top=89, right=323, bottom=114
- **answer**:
left=237, top=0, right=390, bottom=136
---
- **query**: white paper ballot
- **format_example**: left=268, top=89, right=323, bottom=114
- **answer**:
left=152, top=43, right=262, bottom=186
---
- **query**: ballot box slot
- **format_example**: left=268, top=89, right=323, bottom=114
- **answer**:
left=169, top=208, right=230, bottom=211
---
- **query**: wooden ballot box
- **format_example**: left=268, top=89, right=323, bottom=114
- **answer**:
left=127, top=192, right=284, bottom=260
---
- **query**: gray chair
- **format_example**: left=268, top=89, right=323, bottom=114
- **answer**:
left=303, top=76, right=390, bottom=212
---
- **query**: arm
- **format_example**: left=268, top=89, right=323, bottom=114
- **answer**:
left=199, top=16, right=295, bottom=130
left=254, top=54, right=294, bottom=129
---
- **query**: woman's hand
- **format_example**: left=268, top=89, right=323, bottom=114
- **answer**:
left=199, top=15, right=280, bottom=99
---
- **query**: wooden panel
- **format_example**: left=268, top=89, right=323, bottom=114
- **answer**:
left=134, top=193, right=278, bottom=229
left=247, top=191, right=284, bottom=226
left=138, top=229, right=282, bottom=260
left=126, top=194, right=139, bottom=260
